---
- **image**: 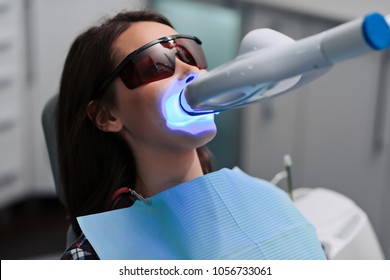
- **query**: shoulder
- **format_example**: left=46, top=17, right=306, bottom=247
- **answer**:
left=61, top=234, right=99, bottom=260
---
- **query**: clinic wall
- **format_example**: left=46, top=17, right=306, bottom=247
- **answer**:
left=240, top=0, right=390, bottom=22
left=0, top=0, right=25, bottom=207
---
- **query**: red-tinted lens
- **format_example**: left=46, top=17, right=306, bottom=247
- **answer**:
left=120, top=44, right=176, bottom=89
left=119, top=37, right=207, bottom=90
left=171, top=38, right=208, bottom=70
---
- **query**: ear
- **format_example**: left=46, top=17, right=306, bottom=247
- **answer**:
left=87, top=100, right=123, bottom=132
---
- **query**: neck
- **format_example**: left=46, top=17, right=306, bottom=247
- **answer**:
left=134, top=148, right=204, bottom=198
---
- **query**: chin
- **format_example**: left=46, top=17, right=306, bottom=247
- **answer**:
left=163, top=90, right=219, bottom=136
left=170, top=119, right=217, bottom=137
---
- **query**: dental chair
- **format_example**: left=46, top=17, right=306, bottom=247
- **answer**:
left=294, top=187, right=385, bottom=259
left=41, top=94, right=77, bottom=247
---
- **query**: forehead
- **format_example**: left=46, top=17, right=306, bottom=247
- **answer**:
left=114, top=21, right=178, bottom=56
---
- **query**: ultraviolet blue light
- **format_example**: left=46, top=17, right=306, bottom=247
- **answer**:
left=164, top=91, right=216, bottom=135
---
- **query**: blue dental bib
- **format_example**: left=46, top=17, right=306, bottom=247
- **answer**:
left=77, top=168, right=326, bottom=259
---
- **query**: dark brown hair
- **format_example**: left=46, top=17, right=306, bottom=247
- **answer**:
left=57, top=10, right=212, bottom=236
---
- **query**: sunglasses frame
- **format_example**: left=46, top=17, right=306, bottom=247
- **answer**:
left=93, top=34, right=206, bottom=100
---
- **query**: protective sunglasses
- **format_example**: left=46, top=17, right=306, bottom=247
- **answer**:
left=94, top=34, right=208, bottom=99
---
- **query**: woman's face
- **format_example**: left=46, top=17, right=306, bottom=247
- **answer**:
left=110, top=21, right=217, bottom=152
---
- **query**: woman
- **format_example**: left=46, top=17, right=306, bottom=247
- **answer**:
left=58, top=10, right=325, bottom=260
left=58, top=10, right=215, bottom=259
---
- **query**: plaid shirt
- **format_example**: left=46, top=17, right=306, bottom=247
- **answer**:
left=61, top=187, right=137, bottom=260
left=61, top=234, right=99, bottom=260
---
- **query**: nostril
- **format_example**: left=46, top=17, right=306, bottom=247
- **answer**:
left=186, top=76, right=195, bottom=83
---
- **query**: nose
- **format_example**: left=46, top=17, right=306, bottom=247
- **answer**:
left=185, top=76, right=195, bottom=83
left=175, top=58, right=205, bottom=83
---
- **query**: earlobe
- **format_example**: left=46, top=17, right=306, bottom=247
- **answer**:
left=87, top=100, right=123, bottom=132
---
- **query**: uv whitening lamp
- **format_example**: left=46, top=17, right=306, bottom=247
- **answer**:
left=180, top=12, right=390, bottom=115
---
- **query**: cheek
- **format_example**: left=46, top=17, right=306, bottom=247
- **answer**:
left=118, top=85, right=167, bottom=131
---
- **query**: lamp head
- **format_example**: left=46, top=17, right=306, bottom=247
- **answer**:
left=181, top=13, right=390, bottom=115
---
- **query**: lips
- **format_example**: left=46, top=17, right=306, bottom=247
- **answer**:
left=163, top=91, right=215, bottom=135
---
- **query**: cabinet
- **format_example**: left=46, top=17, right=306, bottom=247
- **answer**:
left=239, top=4, right=390, bottom=258
left=0, top=0, right=25, bottom=207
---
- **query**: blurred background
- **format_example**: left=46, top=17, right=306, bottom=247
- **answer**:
left=1, top=0, right=390, bottom=259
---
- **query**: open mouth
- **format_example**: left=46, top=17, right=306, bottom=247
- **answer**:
left=163, top=90, right=215, bottom=135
